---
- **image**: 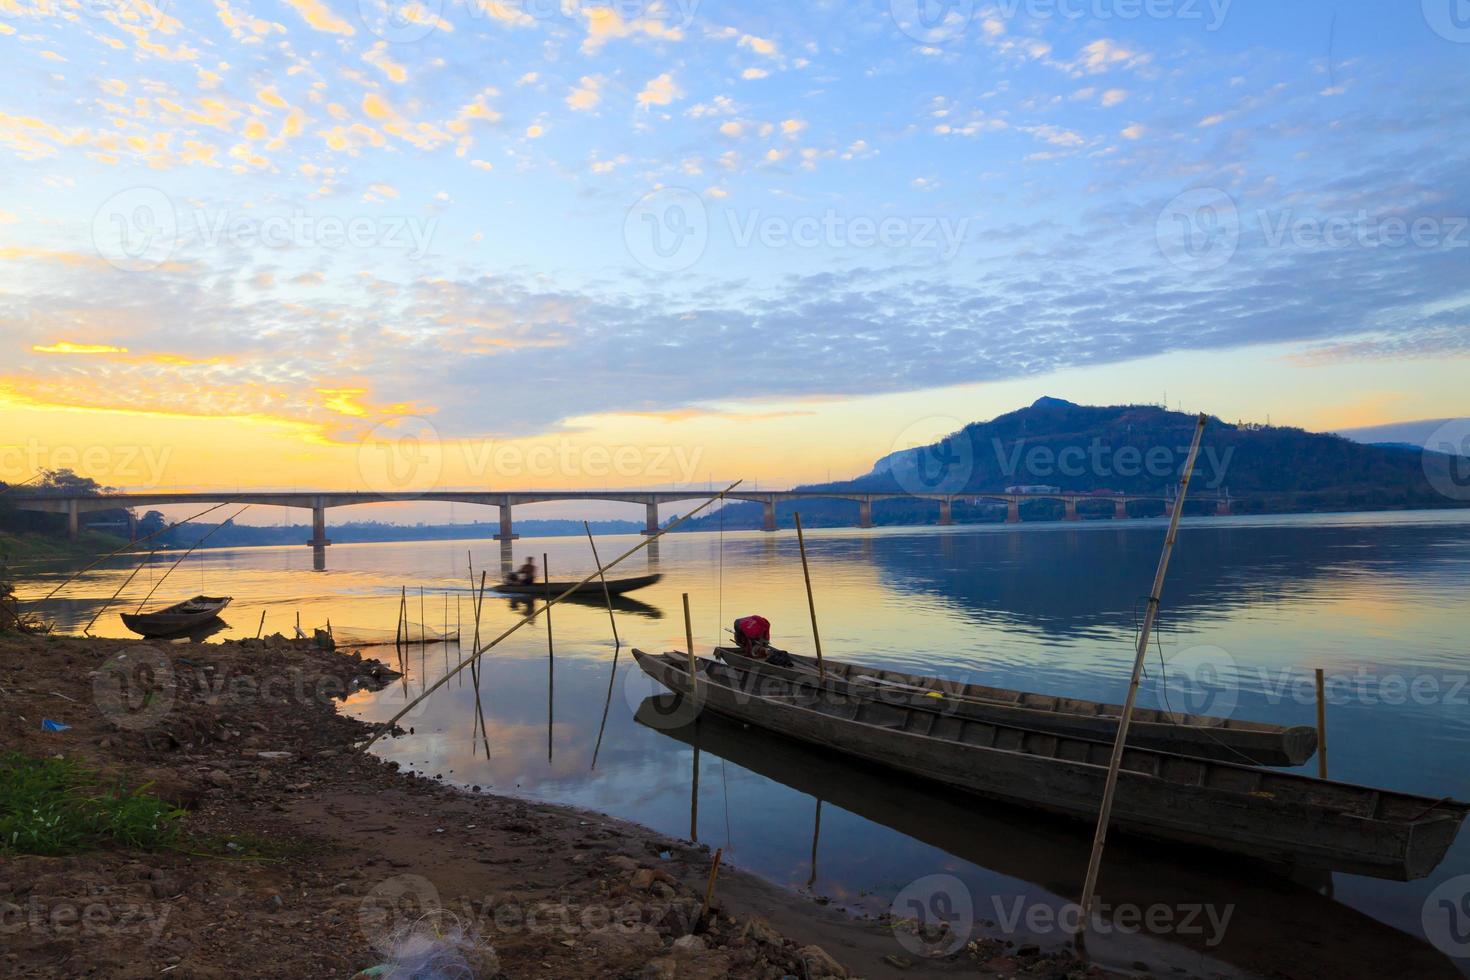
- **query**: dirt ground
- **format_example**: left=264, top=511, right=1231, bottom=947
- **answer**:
left=0, top=633, right=1120, bottom=979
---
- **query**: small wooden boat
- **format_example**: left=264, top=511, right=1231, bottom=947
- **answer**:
left=633, top=649, right=1468, bottom=880
left=715, top=646, right=1317, bottom=766
left=494, top=573, right=662, bottom=598
left=121, top=595, right=231, bottom=638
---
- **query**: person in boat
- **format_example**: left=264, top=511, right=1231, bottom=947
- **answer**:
left=510, top=556, right=538, bottom=586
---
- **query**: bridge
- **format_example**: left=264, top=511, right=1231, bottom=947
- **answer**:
left=8, top=488, right=1232, bottom=545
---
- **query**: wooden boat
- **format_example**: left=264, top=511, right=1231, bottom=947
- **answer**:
left=634, top=695, right=1467, bottom=978
left=715, top=646, right=1316, bottom=767
left=494, top=572, right=662, bottom=598
left=121, top=595, right=231, bottom=638
left=632, top=649, right=1468, bottom=880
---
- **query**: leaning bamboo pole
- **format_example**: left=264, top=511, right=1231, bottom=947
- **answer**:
left=360, top=481, right=742, bottom=749
left=584, top=521, right=620, bottom=647
left=793, top=512, right=825, bottom=679
left=1077, top=414, right=1207, bottom=933
left=132, top=506, right=250, bottom=613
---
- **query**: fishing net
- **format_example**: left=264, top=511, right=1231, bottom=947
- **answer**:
left=330, top=621, right=460, bottom=648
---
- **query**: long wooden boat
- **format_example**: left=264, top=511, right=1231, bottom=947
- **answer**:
left=633, top=649, right=1468, bottom=880
left=121, top=595, right=231, bottom=638
left=494, top=573, right=661, bottom=597
left=634, top=695, right=1466, bottom=978
left=715, top=646, right=1316, bottom=767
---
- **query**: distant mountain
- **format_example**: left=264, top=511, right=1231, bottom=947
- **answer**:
left=1336, top=418, right=1461, bottom=450
left=687, top=398, right=1470, bottom=530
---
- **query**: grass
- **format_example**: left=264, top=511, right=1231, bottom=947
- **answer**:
left=0, top=529, right=128, bottom=562
left=0, top=754, right=185, bottom=856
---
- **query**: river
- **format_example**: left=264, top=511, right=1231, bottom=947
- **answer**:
left=17, top=509, right=1470, bottom=977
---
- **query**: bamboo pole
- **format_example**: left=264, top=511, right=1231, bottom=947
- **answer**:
left=256, top=609, right=266, bottom=639
left=1078, top=413, right=1207, bottom=934
left=683, top=592, right=698, bottom=699
left=793, top=512, right=825, bottom=680
left=1315, top=668, right=1329, bottom=780
left=545, top=553, right=554, bottom=763
left=700, top=848, right=724, bottom=923
left=584, top=521, right=620, bottom=647
left=360, top=481, right=744, bottom=750
left=81, top=545, right=160, bottom=634
left=132, top=506, right=250, bottom=613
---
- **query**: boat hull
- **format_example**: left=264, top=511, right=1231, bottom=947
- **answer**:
left=121, top=595, right=232, bottom=638
left=494, top=573, right=662, bottom=598
left=634, top=650, right=1465, bottom=881
left=715, top=647, right=1317, bottom=766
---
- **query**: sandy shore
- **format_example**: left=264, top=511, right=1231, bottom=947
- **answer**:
left=0, top=632, right=1124, bottom=979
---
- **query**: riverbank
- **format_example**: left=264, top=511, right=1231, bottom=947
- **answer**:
left=0, top=530, right=127, bottom=563
left=0, top=633, right=1120, bottom=979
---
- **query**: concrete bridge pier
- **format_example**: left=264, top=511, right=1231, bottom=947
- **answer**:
left=1216, top=497, right=1231, bottom=516
left=66, top=499, right=79, bottom=541
left=127, top=511, right=137, bottom=541
left=1064, top=498, right=1080, bottom=521
left=1006, top=499, right=1021, bottom=524
left=642, top=502, right=659, bottom=535
left=307, top=503, right=331, bottom=547
left=496, top=504, right=519, bottom=542
left=939, top=498, right=954, bottom=525
left=859, top=498, right=873, bottom=529
left=762, top=500, right=777, bottom=533
left=1114, top=498, right=1129, bottom=520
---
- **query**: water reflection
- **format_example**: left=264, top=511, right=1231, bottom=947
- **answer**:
left=636, top=695, right=1462, bottom=978
left=15, top=511, right=1470, bottom=976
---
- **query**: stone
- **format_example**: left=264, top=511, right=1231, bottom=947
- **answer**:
left=607, top=854, right=641, bottom=872
left=798, top=945, right=846, bottom=979
left=205, top=769, right=232, bottom=787
left=743, top=916, right=783, bottom=946
left=641, top=958, right=677, bottom=980
left=672, top=935, right=707, bottom=954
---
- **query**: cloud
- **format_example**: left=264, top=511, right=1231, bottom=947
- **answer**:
left=280, top=0, right=355, bottom=35
left=566, top=75, right=604, bottom=111
left=637, top=72, right=679, bottom=107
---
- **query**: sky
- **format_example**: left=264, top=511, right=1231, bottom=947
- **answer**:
left=1, top=0, right=1468, bottom=518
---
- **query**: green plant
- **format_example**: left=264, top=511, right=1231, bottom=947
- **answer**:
left=0, top=754, right=184, bottom=855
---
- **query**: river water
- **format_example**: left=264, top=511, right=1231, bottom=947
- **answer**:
left=17, top=510, right=1470, bottom=977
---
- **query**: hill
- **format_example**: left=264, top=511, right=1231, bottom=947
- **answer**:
left=686, top=398, right=1470, bottom=530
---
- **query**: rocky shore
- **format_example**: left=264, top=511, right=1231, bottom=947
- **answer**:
left=0, top=633, right=1124, bottom=978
